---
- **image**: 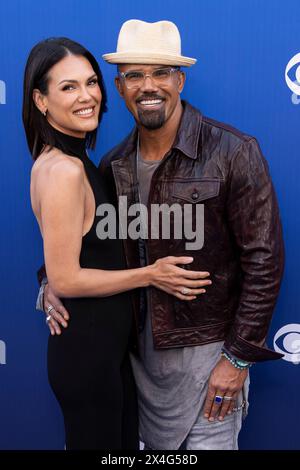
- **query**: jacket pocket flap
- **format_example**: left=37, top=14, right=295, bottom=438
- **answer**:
left=172, top=179, right=220, bottom=203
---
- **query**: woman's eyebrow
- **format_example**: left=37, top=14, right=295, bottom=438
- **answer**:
left=58, top=74, right=97, bottom=85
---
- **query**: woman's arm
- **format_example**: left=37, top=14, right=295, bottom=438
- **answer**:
left=36, top=159, right=211, bottom=299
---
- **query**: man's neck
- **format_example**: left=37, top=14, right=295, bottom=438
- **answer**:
left=138, top=100, right=183, bottom=161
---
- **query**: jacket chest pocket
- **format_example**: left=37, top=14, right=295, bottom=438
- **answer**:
left=172, top=178, right=221, bottom=204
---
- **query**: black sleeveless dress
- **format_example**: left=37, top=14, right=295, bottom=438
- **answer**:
left=47, top=129, right=138, bottom=450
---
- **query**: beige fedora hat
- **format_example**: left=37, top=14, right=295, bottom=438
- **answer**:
left=102, top=19, right=196, bottom=67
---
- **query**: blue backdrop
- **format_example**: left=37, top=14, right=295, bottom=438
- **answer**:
left=0, top=0, right=299, bottom=450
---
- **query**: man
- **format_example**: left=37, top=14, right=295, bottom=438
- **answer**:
left=40, top=20, right=284, bottom=450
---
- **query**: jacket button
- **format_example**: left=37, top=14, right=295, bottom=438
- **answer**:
left=192, top=191, right=199, bottom=200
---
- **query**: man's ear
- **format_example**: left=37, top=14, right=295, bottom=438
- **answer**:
left=33, top=89, right=48, bottom=115
left=114, top=76, right=124, bottom=97
left=177, top=71, right=186, bottom=94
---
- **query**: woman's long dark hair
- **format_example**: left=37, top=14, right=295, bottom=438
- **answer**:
left=22, top=37, right=107, bottom=159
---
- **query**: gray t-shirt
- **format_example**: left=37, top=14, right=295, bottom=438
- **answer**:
left=137, top=154, right=160, bottom=207
left=130, top=149, right=224, bottom=450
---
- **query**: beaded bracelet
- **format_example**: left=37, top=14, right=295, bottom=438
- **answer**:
left=221, top=351, right=252, bottom=370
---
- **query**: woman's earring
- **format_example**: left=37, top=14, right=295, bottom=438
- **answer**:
left=43, top=110, right=47, bottom=116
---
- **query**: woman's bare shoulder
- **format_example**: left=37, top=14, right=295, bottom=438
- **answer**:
left=30, top=148, right=86, bottom=224
left=31, top=148, right=85, bottom=209
left=31, top=147, right=84, bottom=183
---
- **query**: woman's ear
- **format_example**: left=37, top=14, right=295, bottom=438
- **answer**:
left=33, top=89, right=48, bottom=115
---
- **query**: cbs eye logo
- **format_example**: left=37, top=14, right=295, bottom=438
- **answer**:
left=273, top=324, right=300, bottom=364
left=285, top=53, right=300, bottom=105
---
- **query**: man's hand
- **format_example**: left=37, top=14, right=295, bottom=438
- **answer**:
left=44, top=284, right=70, bottom=335
left=203, top=356, right=248, bottom=422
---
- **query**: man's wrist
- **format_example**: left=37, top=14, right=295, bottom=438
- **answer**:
left=221, top=348, right=253, bottom=370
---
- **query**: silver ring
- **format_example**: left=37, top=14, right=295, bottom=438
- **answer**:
left=46, top=315, right=52, bottom=322
left=181, top=287, right=190, bottom=295
left=232, top=400, right=246, bottom=412
left=47, top=305, right=54, bottom=314
left=223, top=396, right=234, bottom=401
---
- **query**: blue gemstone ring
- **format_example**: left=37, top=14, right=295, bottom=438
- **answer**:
left=214, top=395, right=223, bottom=404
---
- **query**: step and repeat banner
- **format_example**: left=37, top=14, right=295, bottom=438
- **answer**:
left=0, top=0, right=299, bottom=450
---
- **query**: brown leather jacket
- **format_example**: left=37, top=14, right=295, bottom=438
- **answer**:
left=99, top=101, right=284, bottom=362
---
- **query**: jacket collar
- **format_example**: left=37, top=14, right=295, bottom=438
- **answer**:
left=172, top=100, right=202, bottom=159
left=115, top=100, right=203, bottom=161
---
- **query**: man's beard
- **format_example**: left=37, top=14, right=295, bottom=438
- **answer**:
left=137, top=108, right=165, bottom=130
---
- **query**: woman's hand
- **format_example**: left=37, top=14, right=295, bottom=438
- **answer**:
left=148, top=256, right=211, bottom=300
left=44, top=283, right=70, bottom=335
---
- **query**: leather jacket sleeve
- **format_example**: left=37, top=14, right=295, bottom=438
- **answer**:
left=223, top=138, right=284, bottom=362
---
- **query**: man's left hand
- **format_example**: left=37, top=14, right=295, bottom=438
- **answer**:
left=203, top=356, right=248, bottom=421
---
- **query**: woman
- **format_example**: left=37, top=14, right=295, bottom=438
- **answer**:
left=23, top=37, right=210, bottom=450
